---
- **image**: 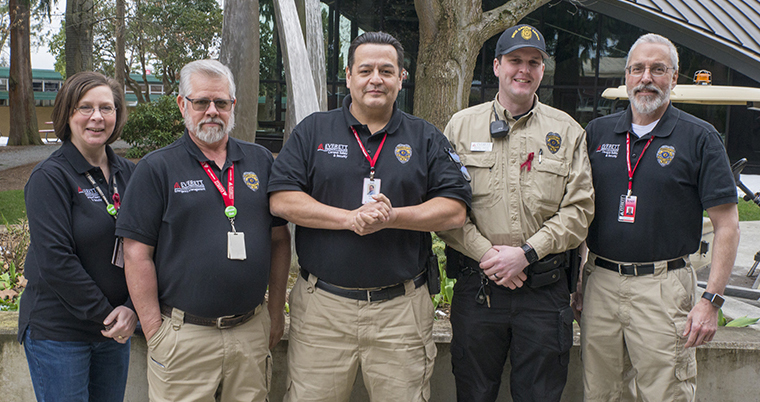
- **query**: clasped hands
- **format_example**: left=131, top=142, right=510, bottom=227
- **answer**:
left=349, top=193, right=396, bottom=236
left=480, top=245, right=529, bottom=290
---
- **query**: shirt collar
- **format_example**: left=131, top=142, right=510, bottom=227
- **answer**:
left=616, top=103, right=679, bottom=138
left=60, top=139, right=121, bottom=175
left=492, top=94, right=538, bottom=122
left=341, top=94, right=402, bottom=136
left=181, top=129, right=244, bottom=166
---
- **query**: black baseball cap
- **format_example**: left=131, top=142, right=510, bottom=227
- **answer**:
left=495, top=24, right=549, bottom=60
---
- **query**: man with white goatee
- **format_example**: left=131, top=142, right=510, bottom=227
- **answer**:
left=116, top=59, right=291, bottom=402
left=577, top=33, right=740, bottom=401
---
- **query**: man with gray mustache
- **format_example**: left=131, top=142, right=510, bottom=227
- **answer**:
left=577, top=33, right=740, bottom=401
left=116, top=59, right=291, bottom=402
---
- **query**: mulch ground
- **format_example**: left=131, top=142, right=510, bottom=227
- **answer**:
left=0, top=162, right=37, bottom=191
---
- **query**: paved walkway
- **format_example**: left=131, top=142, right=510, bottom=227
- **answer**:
left=0, top=140, right=130, bottom=171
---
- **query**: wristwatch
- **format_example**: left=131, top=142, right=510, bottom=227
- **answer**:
left=521, top=244, right=539, bottom=264
left=701, top=291, right=725, bottom=308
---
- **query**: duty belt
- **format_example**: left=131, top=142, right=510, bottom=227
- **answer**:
left=160, top=304, right=258, bottom=329
left=300, top=268, right=426, bottom=302
left=595, top=256, right=686, bottom=276
left=457, top=252, right=566, bottom=277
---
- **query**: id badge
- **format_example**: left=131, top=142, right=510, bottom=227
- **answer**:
left=618, top=194, right=637, bottom=223
left=228, top=232, right=247, bottom=260
left=111, top=237, right=125, bottom=268
left=362, top=178, right=381, bottom=204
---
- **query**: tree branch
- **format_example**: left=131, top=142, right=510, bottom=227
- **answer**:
left=479, top=0, right=550, bottom=43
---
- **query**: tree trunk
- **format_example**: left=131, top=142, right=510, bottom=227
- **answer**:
left=274, top=0, right=320, bottom=145
left=114, top=0, right=126, bottom=88
left=297, top=0, right=327, bottom=111
left=220, top=0, right=260, bottom=143
left=8, top=0, right=41, bottom=146
left=413, top=0, right=548, bottom=131
left=66, top=0, right=94, bottom=77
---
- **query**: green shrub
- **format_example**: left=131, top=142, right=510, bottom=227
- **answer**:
left=121, top=96, right=185, bottom=158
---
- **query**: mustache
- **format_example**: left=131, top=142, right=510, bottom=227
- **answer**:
left=632, top=83, right=663, bottom=96
left=200, top=117, right=225, bottom=127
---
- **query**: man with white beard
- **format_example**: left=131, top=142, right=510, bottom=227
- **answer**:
left=576, top=34, right=740, bottom=401
left=115, top=59, right=291, bottom=402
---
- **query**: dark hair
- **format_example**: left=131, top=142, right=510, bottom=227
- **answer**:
left=51, top=71, right=127, bottom=145
left=347, top=31, right=404, bottom=71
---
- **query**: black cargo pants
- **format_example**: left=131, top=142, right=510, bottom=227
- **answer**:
left=450, top=271, right=574, bottom=402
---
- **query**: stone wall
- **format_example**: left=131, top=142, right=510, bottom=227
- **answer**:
left=2, top=311, right=759, bottom=401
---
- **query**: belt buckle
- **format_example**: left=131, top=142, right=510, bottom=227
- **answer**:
left=216, top=314, right=236, bottom=329
left=366, top=289, right=374, bottom=302
left=619, top=263, right=639, bottom=276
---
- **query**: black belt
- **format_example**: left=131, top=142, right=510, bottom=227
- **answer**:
left=595, top=257, right=686, bottom=276
left=458, top=252, right=566, bottom=275
left=300, top=268, right=426, bottom=302
left=160, top=304, right=258, bottom=329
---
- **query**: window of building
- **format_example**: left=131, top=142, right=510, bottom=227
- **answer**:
left=44, top=81, right=60, bottom=92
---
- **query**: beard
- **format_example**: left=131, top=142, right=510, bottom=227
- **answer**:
left=186, top=112, right=235, bottom=144
left=628, top=83, right=670, bottom=115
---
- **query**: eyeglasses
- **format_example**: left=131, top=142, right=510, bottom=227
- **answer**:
left=185, top=97, right=235, bottom=112
left=75, top=106, right=116, bottom=116
left=625, top=64, right=675, bottom=77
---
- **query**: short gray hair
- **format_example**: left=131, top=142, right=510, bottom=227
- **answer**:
left=626, top=33, right=679, bottom=72
left=178, top=59, right=236, bottom=99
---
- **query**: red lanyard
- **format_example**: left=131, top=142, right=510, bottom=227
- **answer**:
left=201, top=162, right=234, bottom=208
left=625, top=132, right=654, bottom=196
left=351, top=127, right=387, bottom=180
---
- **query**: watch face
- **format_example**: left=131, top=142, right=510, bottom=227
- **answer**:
left=703, top=292, right=724, bottom=308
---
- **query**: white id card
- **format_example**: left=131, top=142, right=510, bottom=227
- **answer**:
left=362, top=178, right=381, bottom=204
left=111, top=237, right=125, bottom=268
left=228, top=232, right=247, bottom=260
left=618, top=194, right=637, bottom=223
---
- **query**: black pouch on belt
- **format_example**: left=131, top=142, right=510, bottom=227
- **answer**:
left=524, top=253, right=566, bottom=289
left=444, top=246, right=465, bottom=279
left=425, top=234, right=440, bottom=295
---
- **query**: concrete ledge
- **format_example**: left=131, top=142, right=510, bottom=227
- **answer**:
left=2, top=311, right=759, bottom=401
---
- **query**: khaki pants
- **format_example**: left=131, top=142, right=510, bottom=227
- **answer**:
left=284, top=273, right=437, bottom=402
left=580, top=253, right=697, bottom=402
left=146, top=305, right=271, bottom=402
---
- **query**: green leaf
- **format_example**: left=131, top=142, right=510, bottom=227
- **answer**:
left=718, top=309, right=727, bottom=326
left=725, top=316, right=760, bottom=328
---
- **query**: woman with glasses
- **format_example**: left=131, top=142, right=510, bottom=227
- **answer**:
left=19, top=71, right=137, bottom=402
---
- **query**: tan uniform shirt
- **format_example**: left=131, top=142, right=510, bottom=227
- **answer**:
left=438, top=97, right=594, bottom=261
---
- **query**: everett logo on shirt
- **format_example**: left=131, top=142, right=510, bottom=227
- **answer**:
left=596, top=144, right=620, bottom=158
left=317, top=143, right=348, bottom=159
left=173, top=180, right=206, bottom=193
left=77, top=186, right=102, bottom=202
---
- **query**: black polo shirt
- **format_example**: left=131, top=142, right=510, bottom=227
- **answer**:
left=269, top=95, right=471, bottom=288
left=19, top=140, right=135, bottom=343
left=115, top=132, right=286, bottom=317
left=586, top=104, right=736, bottom=262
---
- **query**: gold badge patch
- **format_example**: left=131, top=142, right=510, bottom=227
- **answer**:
left=243, top=172, right=260, bottom=191
left=395, top=144, right=412, bottom=164
left=656, top=145, right=675, bottom=167
left=514, top=26, right=540, bottom=41
left=546, top=132, right=561, bottom=154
